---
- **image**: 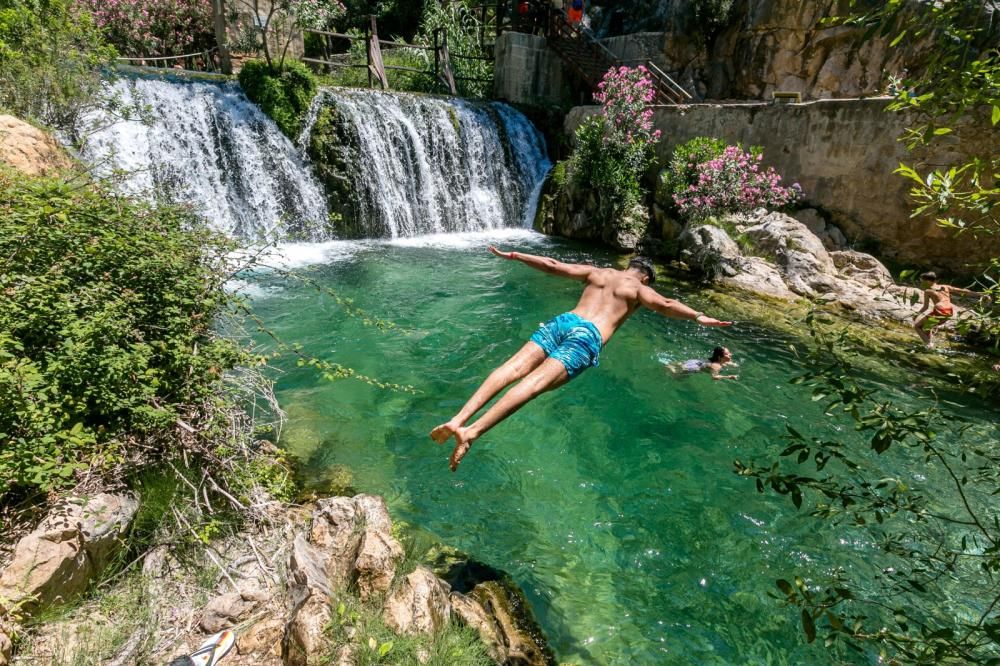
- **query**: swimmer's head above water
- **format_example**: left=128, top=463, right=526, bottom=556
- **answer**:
left=710, top=346, right=731, bottom=363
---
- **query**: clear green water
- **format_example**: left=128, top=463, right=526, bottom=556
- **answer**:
left=244, top=231, right=996, bottom=665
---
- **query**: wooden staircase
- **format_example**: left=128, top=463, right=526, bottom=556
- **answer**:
left=542, top=7, right=691, bottom=105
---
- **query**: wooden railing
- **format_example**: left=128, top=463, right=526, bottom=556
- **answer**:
left=493, top=1, right=691, bottom=105
left=542, top=7, right=690, bottom=105
left=116, top=47, right=223, bottom=73
left=302, top=16, right=493, bottom=96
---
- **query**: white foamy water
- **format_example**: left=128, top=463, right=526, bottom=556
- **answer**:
left=302, top=88, right=551, bottom=238
left=80, top=76, right=329, bottom=241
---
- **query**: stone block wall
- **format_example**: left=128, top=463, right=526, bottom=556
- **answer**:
left=565, top=99, right=999, bottom=273
left=493, top=32, right=571, bottom=107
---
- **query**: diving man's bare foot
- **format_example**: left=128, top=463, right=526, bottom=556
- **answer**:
left=449, top=428, right=476, bottom=472
left=430, top=419, right=460, bottom=444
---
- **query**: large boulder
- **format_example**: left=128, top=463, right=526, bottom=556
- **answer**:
left=742, top=212, right=839, bottom=296
left=0, top=493, right=138, bottom=616
left=0, top=115, right=72, bottom=177
left=383, top=567, right=452, bottom=635
left=309, top=497, right=364, bottom=588
left=678, top=223, right=743, bottom=278
left=830, top=250, right=894, bottom=289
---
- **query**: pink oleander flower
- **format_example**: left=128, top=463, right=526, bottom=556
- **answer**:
left=673, top=144, right=801, bottom=219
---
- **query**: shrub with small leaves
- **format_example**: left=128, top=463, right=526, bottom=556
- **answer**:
left=238, top=59, right=318, bottom=139
left=0, top=169, right=244, bottom=497
left=566, top=66, right=663, bottom=218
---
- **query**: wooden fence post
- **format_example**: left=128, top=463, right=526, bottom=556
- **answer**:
left=367, top=14, right=389, bottom=89
left=440, top=28, right=457, bottom=95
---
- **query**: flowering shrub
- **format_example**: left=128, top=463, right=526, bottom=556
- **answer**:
left=566, top=66, right=663, bottom=217
left=593, top=65, right=662, bottom=159
left=673, top=144, right=801, bottom=219
left=75, top=0, right=214, bottom=57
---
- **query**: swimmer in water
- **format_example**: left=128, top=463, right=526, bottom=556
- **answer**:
left=676, top=346, right=739, bottom=380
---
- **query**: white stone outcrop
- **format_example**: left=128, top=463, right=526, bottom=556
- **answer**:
left=0, top=493, right=138, bottom=616
left=678, top=211, right=920, bottom=320
left=383, top=567, right=452, bottom=635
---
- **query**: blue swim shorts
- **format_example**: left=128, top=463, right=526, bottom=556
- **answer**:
left=529, top=312, right=604, bottom=378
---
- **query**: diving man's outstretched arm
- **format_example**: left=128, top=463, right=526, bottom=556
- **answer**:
left=489, top=245, right=595, bottom=281
left=637, top=284, right=732, bottom=326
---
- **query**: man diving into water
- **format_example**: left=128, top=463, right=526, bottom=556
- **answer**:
left=430, top=246, right=732, bottom=471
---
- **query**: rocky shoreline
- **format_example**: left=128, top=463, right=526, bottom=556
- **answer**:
left=1, top=493, right=553, bottom=665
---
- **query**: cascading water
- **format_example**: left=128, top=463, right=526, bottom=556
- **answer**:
left=302, top=89, right=550, bottom=238
left=80, top=75, right=330, bottom=241
left=81, top=75, right=550, bottom=242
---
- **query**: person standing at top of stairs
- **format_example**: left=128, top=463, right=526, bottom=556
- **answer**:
left=567, top=0, right=584, bottom=26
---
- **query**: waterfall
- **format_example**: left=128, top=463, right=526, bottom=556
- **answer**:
left=304, top=89, right=550, bottom=238
left=80, top=75, right=330, bottom=241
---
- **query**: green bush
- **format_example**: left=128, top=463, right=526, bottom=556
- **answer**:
left=656, top=136, right=727, bottom=209
left=238, top=59, right=318, bottom=139
left=0, top=0, right=116, bottom=133
left=0, top=169, right=242, bottom=497
left=567, top=115, right=646, bottom=209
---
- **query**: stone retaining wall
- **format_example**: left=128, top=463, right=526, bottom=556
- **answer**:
left=565, top=99, right=999, bottom=273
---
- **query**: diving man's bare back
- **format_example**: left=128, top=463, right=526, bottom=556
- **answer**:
left=430, top=246, right=732, bottom=471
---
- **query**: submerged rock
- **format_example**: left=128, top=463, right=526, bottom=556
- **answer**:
left=428, top=544, right=556, bottom=666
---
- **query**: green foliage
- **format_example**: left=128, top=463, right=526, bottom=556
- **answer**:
left=656, top=136, right=727, bottom=209
left=735, top=310, right=1000, bottom=662
left=567, top=115, right=644, bottom=209
left=238, top=58, right=317, bottom=138
left=0, top=169, right=244, bottom=498
left=0, top=0, right=116, bottom=132
left=418, top=1, right=492, bottom=98
left=840, top=0, right=998, bottom=273
left=327, top=595, right=493, bottom=666
left=690, top=0, right=736, bottom=35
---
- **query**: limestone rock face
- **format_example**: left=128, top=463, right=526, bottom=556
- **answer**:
left=450, top=591, right=506, bottom=663
left=678, top=223, right=743, bottom=278
left=0, top=493, right=138, bottom=615
left=591, top=0, right=930, bottom=102
left=383, top=567, right=452, bottom=635
left=284, top=534, right=335, bottom=666
left=533, top=171, right=648, bottom=252
left=355, top=529, right=404, bottom=602
left=676, top=211, right=920, bottom=320
left=0, top=115, right=72, bottom=176
left=743, top=212, right=839, bottom=296
left=0, top=625, right=11, bottom=666
left=309, top=497, right=363, bottom=588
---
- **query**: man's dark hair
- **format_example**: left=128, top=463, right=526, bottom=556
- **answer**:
left=628, top=257, right=656, bottom=283
left=920, top=271, right=938, bottom=282
left=710, top=347, right=727, bottom=363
